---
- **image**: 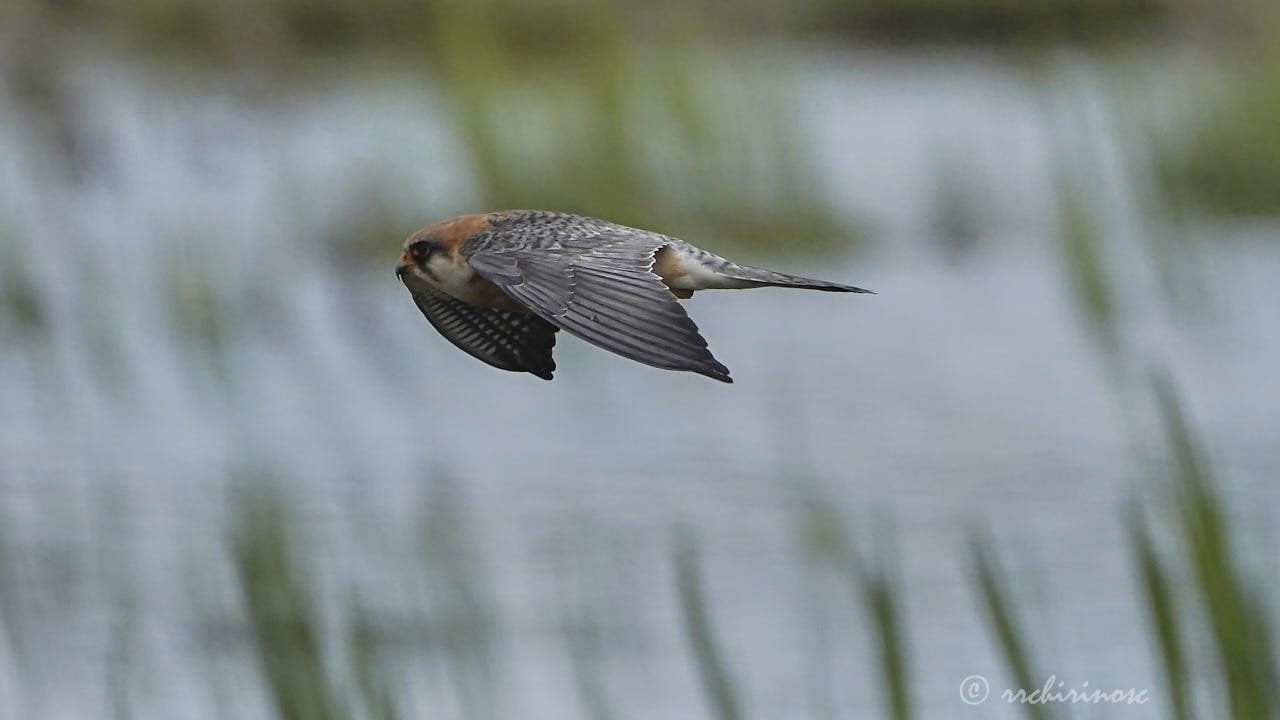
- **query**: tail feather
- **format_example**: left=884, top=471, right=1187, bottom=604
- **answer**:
left=723, top=265, right=875, bottom=294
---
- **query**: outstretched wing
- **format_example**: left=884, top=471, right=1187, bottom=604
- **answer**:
left=460, top=216, right=732, bottom=383
left=411, top=289, right=558, bottom=380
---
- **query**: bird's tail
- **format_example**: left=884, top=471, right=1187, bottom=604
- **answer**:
left=721, top=264, right=874, bottom=294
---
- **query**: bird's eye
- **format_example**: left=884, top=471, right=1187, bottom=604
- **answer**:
left=410, top=241, right=435, bottom=260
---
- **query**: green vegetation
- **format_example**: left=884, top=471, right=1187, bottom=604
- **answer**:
left=1157, top=45, right=1280, bottom=216
left=1, top=374, right=1271, bottom=719
left=232, top=487, right=345, bottom=720
left=3, top=0, right=1236, bottom=58
left=1, top=0, right=1276, bottom=717
left=795, top=0, right=1171, bottom=44
left=1053, top=166, right=1120, bottom=363
left=970, top=536, right=1053, bottom=720
left=6, top=0, right=1277, bottom=259
left=429, top=30, right=847, bottom=255
left=675, top=530, right=744, bottom=720
left=848, top=537, right=913, bottom=720
left=0, top=225, right=48, bottom=342
left=1150, top=378, right=1277, bottom=717
left=418, top=0, right=848, bottom=256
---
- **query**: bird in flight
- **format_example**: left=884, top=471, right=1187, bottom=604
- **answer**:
left=395, top=210, right=871, bottom=383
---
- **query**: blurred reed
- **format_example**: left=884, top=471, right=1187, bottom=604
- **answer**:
left=1157, top=39, right=1280, bottom=217
left=3, top=0, right=1275, bottom=272
left=1147, top=377, right=1277, bottom=718
left=1052, top=165, right=1120, bottom=365
left=232, top=485, right=345, bottom=720
left=0, top=383, right=1274, bottom=720
left=794, top=0, right=1169, bottom=43
left=0, top=225, right=47, bottom=343
left=1, top=3, right=1278, bottom=719
left=417, top=0, right=849, bottom=257
left=3, top=0, right=1251, bottom=54
left=675, top=529, right=744, bottom=720
left=970, top=536, right=1054, bottom=720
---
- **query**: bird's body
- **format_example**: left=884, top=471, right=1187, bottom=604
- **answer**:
left=396, top=210, right=871, bottom=383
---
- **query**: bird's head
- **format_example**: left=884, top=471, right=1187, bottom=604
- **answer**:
left=396, top=214, right=493, bottom=293
left=397, top=232, right=439, bottom=272
left=395, top=230, right=442, bottom=293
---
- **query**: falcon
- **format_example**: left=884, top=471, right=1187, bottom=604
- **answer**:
left=395, top=210, right=872, bottom=383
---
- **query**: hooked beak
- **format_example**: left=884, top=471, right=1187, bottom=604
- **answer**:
left=395, top=249, right=414, bottom=281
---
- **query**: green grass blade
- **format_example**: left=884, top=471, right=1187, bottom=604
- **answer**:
left=969, top=535, right=1053, bottom=720
left=849, top=541, right=914, bottom=720
left=561, top=604, right=615, bottom=720
left=1155, top=376, right=1277, bottom=720
left=418, top=484, right=502, bottom=720
left=230, top=485, right=344, bottom=720
left=1126, top=504, right=1191, bottom=720
left=349, top=601, right=399, bottom=720
left=1054, top=167, right=1121, bottom=365
left=673, top=529, right=744, bottom=720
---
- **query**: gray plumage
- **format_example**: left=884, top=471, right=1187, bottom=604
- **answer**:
left=463, top=211, right=732, bottom=382
left=400, top=210, right=871, bottom=383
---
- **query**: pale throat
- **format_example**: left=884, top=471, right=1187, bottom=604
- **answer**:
left=417, top=254, right=478, bottom=300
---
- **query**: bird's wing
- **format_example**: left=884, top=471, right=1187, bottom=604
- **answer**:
left=410, top=288, right=558, bottom=380
left=461, top=220, right=731, bottom=382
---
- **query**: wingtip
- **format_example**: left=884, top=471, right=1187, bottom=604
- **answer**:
left=531, top=356, right=556, bottom=380
left=695, top=363, right=733, bottom=384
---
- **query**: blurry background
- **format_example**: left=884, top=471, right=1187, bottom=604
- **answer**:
left=1, top=0, right=1279, bottom=718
